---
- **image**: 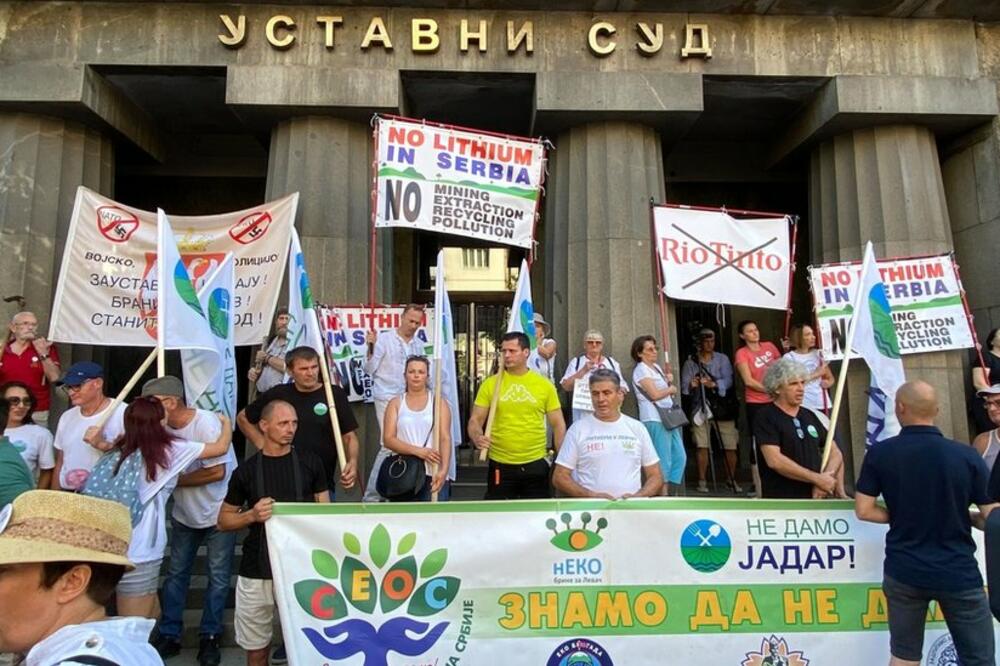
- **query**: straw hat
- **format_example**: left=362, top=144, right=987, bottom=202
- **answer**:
left=0, top=490, right=134, bottom=569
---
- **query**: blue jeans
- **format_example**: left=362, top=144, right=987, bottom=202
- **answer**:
left=414, top=478, right=451, bottom=502
left=643, top=421, right=687, bottom=485
left=883, top=574, right=996, bottom=665
left=159, top=516, right=237, bottom=639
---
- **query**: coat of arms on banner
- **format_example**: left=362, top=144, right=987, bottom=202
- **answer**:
left=741, top=635, right=809, bottom=666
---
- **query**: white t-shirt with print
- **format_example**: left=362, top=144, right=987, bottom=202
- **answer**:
left=5, top=423, right=54, bottom=479
left=632, top=363, right=674, bottom=422
left=53, top=403, right=127, bottom=490
left=555, top=413, right=659, bottom=498
left=165, top=409, right=234, bottom=529
left=130, top=439, right=205, bottom=564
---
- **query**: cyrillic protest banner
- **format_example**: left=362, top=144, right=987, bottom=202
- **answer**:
left=267, top=499, right=995, bottom=664
left=808, top=254, right=974, bottom=361
left=318, top=306, right=435, bottom=403
left=374, top=117, right=544, bottom=249
left=652, top=206, right=792, bottom=310
left=48, top=186, right=296, bottom=347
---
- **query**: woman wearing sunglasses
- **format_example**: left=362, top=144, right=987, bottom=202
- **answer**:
left=1, top=381, right=54, bottom=489
left=752, top=357, right=847, bottom=499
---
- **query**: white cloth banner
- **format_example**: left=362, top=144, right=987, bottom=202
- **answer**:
left=157, top=211, right=220, bottom=401
left=49, top=186, right=296, bottom=346
left=267, top=499, right=996, bottom=664
left=652, top=207, right=791, bottom=310
left=182, top=252, right=237, bottom=423
left=318, top=306, right=435, bottom=403
left=374, top=117, right=544, bottom=249
left=808, top=253, right=973, bottom=361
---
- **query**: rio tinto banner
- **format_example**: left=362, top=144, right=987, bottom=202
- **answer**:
left=373, top=116, right=545, bottom=249
left=318, top=305, right=435, bottom=403
left=652, top=206, right=792, bottom=310
left=808, top=254, right=974, bottom=361
left=267, top=499, right=993, bottom=664
left=48, top=187, right=296, bottom=347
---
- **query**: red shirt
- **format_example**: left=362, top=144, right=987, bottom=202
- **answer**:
left=734, top=342, right=780, bottom=404
left=0, top=343, right=59, bottom=411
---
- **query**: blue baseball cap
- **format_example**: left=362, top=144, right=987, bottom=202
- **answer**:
left=58, top=361, right=104, bottom=387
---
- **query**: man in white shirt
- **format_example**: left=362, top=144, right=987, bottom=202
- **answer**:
left=50, top=362, right=126, bottom=491
left=560, top=329, right=628, bottom=424
left=143, top=376, right=235, bottom=666
left=527, top=312, right=558, bottom=383
left=362, top=304, right=427, bottom=502
left=0, top=490, right=163, bottom=665
left=553, top=369, right=663, bottom=499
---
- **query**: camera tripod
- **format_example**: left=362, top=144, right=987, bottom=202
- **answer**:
left=692, top=356, right=739, bottom=493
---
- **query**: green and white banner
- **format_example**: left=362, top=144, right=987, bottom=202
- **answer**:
left=267, top=499, right=995, bottom=665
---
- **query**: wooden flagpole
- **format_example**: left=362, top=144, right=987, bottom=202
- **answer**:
left=94, top=347, right=158, bottom=432
left=315, top=310, right=348, bottom=472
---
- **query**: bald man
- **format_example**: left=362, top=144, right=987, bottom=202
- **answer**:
left=855, top=380, right=998, bottom=666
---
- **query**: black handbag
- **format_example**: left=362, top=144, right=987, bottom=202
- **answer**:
left=636, top=364, right=689, bottom=430
left=376, top=425, right=432, bottom=501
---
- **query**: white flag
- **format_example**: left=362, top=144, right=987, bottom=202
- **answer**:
left=433, top=251, right=463, bottom=480
left=287, top=227, right=325, bottom=356
left=181, top=253, right=237, bottom=424
left=851, top=242, right=906, bottom=443
left=506, top=258, right=536, bottom=350
left=157, top=210, right=220, bottom=400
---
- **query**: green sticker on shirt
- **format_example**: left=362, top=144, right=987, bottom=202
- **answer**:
left=807, top=424, right=819, bottom=438
left=313, top=402, right=329, bottom=416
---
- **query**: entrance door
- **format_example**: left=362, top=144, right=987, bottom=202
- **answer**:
left=453, top=303, right=509, bottom=440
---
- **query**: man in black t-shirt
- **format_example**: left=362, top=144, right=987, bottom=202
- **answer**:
left=219, top=400, right=328, bottom=666
left=237, top=346, right=359, bottom=493
left=753, top=357, right=846, bottom=499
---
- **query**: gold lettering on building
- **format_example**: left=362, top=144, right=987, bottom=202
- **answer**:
left=681, top=23, right=712, bottom=59
left=217, top=14, right=246, bottom=48
left=361, top=16, right=393, bottom=50
left=316, top=16, right=343, bottom=50
left=588, top=21, right=616, bottom=56
left=460, top=19, right=488, bottom=52
left=506, top=20, right=533, bottom=54
left=265, top=15, right=296, bottom=49
left=411, top=18, right=440, bottom=52
left=636, top=22, right=663, bottom=55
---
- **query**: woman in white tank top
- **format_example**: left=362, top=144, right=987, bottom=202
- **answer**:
left=382, top=356, right=453, bottom=501
left=973, top=387, right=1000, bottom=475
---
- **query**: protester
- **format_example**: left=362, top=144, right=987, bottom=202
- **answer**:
left=753, top=358, right=846, bottom=499
left=527, top=312, right=558, bottom=383
left=784, top=323, right=834, bottom=413
left=219, top=400, right=330, bottom=666
left=470, top=332, right=566, bottom=499
left=553, top=369, right=663, bottom=499
left=971, top=328, right=1000, bottom=434
left=143, top=377, right=236, bottom=666
left=855, top=380, right=998, bottom=666
left=734, top=319, right=782, bottom=431
left=2, top=382, right=54, bottom=489
left=630, top=336, right=684, bottom=495
left=82, top=396, right=231, bottom=620
left=238, top=346, right=359, bottom=495
left=51, top=362, right=126, bottom=491
left=973, top=384, right=1000, bottom=475
left=362, top=304, right=427, bottom=502
left=0, top=398, right=33, bottom=509
left=381, top=356, right=451, bottom=501
left=0, top=490, right=163, bottom=665
left=560, top=329, right=627, bottom=423
left=0, top=312, right=61, bottom=429
left=247, top=307, right=289, bottom=395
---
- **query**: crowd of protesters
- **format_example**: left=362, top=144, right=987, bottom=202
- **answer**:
left=1, top=307, right=1000, bottom=666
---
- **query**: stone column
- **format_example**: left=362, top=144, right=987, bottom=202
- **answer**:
left=545, top=121, right=668, bottom=385
left=265, top=116, right=380, bottom=498
left=809, top=124, right=966, bottom=471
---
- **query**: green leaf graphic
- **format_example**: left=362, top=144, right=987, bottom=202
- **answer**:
left=407, top=576, right=461, bottom=617
left=344, top=532, right=361, bottom=556
left=379, top=555, right=417, bottom=613
left=294, top=580, right=347, bottom=620
left=341, top=557, right=377, bottom=614
left=419, top=548, right=448, bottom=578
left=312, top=549, right=339, bottom=579
left=397, top=532, right=417, bottom=556
left=369, top=524, right=391, bottom=569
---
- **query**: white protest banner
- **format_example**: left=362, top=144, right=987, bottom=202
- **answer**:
left=48, top=186, right=296, bottom=347
left=374, top=116, right=544, bottom=248
left=808, top=253, right=974, bottom=361
left=267, top=499, right=996, bottom=664
left=318, top=306, right=435, bottom=403
left=652, top=206, right=792, bottom=310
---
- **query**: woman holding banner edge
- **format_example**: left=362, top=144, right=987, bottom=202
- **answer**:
left=784, top=323, right=835, bottom=414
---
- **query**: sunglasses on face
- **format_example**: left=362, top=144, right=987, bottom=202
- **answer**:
left=5, top=397, right=31, bottom=406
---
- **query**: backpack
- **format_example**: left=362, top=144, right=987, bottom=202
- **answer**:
left=82, top=450, right=148, bottom=527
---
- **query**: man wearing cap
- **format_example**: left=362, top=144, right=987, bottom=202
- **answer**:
left=142, top=376, right=235, bottom=666
left=248, top=307, right=289, bottom=395
left=50, top=362, right=126, bottom=492
left=0, top=312, right=61, bottom=429
left=974, top=384, right=1000, bottom=476
left=0, top=490, right=163, bottom=664
left=560, top=329, right=627, bottom=424
left=528, top=312, right=558, bottom=383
